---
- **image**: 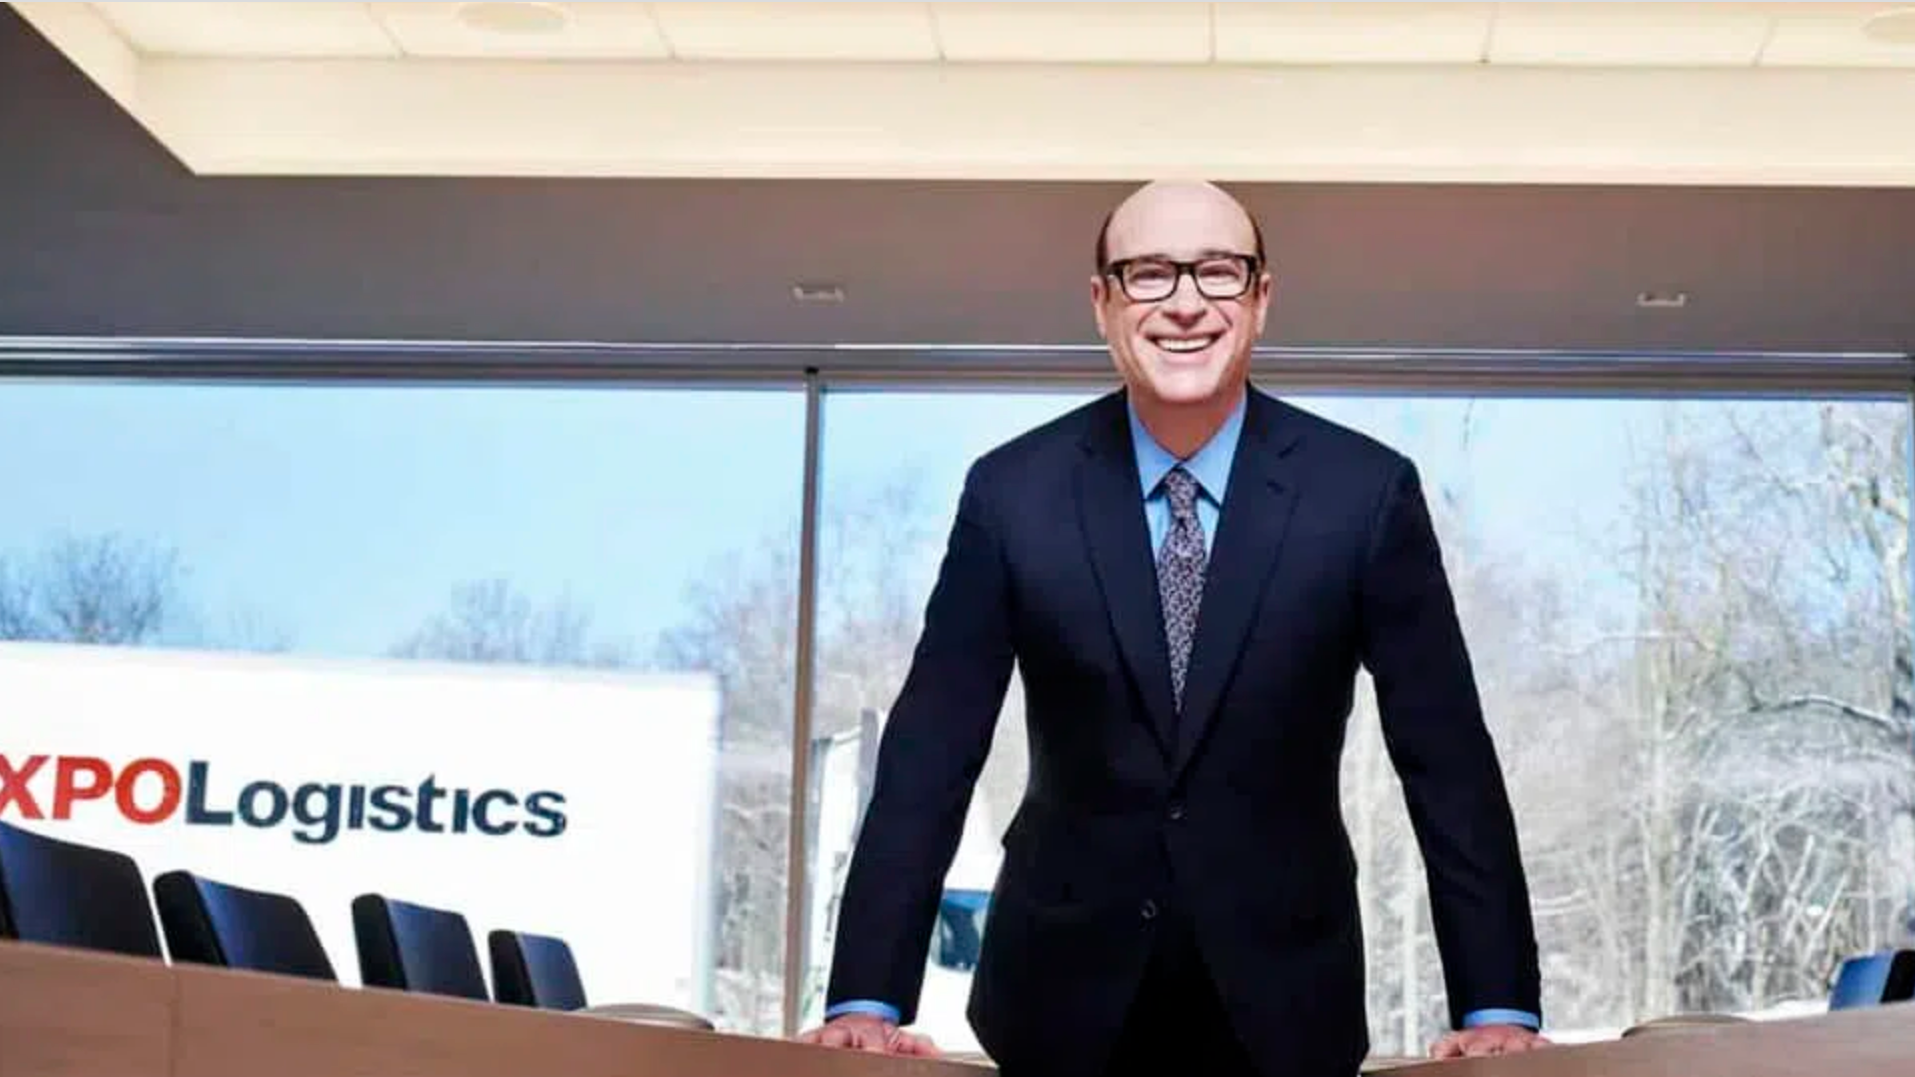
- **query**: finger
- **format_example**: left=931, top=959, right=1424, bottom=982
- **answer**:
left=1470, top=1034, right=1516, bottom=1057
left=1428, top=1035, right=1464, bottom=1059
left=827, top=1025, right=869, bottom=1050
left=897, top=1032, right=942, bottom=1057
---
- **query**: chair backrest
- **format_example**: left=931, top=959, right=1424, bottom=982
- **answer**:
left=153, top=870, right=336, bottom=981
left=351, top=893, right=488, bottom=1000
left=488, top=929, right=587, bottom=1010
left=0, top=820, right=162, bottom=958
left=1830, top=949, right=1915, bottom=1009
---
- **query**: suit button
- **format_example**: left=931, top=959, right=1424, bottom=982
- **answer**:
left=1167, top=802, right=1185, bottom=822
left=1140, top=900, right=1159, bottom=921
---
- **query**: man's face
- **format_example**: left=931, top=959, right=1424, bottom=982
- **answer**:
left=1091, top=184, right=1271, bottom=411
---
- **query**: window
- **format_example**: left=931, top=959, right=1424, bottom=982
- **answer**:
left=801, top=386, right=1914, bottom=1053
left=1305, top=393, right=1915, bottom=1048
left=10, top=375, right=1905, bottom=1048
left=0, top=380, right=806, bottom=1034
left=800, top=388, right=1095, bottom=1050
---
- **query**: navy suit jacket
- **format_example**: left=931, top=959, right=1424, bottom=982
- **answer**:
left=825, top=386, right=1540, bottom=1077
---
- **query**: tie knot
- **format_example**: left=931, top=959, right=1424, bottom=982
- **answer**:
left=1162, top=466, right=1201, bottom=519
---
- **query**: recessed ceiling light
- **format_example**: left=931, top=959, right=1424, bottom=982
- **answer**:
left=1862, top=7, right=1915, bottom=45
left=1636, top=290, right=1689, bottom=310
left=455, top=2, right=570, bottom=36
left=792, top=282, right=847, bottom=304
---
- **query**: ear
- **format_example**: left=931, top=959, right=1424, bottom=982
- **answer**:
left=1090, top=275, right=1112, bottom=341
left=1249, top=269, right=1274, bottom=336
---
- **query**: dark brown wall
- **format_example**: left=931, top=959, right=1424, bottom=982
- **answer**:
left=3, top=8, right=1911, bottom=354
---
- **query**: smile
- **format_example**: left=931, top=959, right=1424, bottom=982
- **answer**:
left=1152, top=334, right=1219, bottom=354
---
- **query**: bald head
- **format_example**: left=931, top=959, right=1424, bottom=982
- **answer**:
left=1094, top=180, right=1265, bottom=269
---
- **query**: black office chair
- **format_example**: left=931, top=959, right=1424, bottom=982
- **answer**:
left=0, top=819, right=162, bottom=958
left=351, top=893, right=488, bottom=1000
left=488, top=929, right=587, bottom=1010
left=489, top=928, right=715, bottom=1029
left=152, top=870, right=336, bottom=981
left=1830, top=949, right=1915, bottom=1009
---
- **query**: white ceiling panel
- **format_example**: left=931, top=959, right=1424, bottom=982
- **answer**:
left=931, top=2, right=1211, bottom=63
left=17, top=1, right=1915, bottom=191
left=1490, top=2, right=1774, bottom=66
left=369, top=2, right=670, bottom=59
left=650, top=2, right=939, bottom=61
left=1214, top=3, right=1494, bottom=65
left=92, top=2, right=399, bottom=58
left=1763, top=3, right=1915, bottom=67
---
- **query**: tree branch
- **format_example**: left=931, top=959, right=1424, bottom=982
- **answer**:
left=1748, top=694, right=1909, bottom=740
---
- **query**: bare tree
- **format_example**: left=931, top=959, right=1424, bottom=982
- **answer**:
left=1334, top=396, right=1913, bottom=1049
left=1341, top=416, right=1599, bottom=1052
left=655, top=531, right=802, bottom=1033
left=1547, top=399, right=1915, bottom=1029
left=652, top=473, right=944, bottom=1034
left=0, top=534, right=182, bottom=645
left=389, top=578, right=634, bottom=668
left=0, top=558, right=32, bottom=638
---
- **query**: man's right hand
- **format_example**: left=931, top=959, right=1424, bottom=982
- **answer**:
left=796, top=1013, right=941, bottom=1057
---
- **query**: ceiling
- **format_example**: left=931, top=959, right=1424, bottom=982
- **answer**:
left=3, top=4, right=1914, bottom=355
left=69, top=2, right=1915, bottom=65
left=15, top=2, right=1915, bottom=185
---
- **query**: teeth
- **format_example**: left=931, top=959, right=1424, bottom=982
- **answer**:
left=1156, top=336, right=1216, bottom=354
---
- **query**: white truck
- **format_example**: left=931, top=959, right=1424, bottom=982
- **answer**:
left=0, top=639, right=722, bottom=1016
left=804, top=709, right=1001, bottom=1054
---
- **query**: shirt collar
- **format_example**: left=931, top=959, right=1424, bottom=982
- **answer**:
left=1127, top=390, right=1246, bottom=504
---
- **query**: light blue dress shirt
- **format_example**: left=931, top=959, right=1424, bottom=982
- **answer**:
left=1129, top=391, right=1241, bottom=558
left=827, top=393, right=1538, bottom=1034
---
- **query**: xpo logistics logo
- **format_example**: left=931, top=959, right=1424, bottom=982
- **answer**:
left=0, top=752, right=567, bottom=845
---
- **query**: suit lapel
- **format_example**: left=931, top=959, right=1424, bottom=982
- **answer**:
left=1172, top=391, right=1303, bottom=777
left=1075, top=393, right=1178, bottom=753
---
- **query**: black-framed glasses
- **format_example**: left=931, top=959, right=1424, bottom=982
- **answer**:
left=1103, top=254, right=1260, bottom=303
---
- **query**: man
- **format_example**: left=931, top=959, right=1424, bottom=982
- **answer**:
left=801, top=180, right=1547, bottom=1076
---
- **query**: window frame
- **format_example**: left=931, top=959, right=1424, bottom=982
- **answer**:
left=4, top=333, right=1910, bottom=1036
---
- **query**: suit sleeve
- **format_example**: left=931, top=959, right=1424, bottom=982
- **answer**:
left=824, top=463, right=1016, bottom=1025
left=1357, top=458, right=1542, bottom=1031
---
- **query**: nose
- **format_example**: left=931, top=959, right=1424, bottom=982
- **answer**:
left=1159, top=270, right=1208, bottom=318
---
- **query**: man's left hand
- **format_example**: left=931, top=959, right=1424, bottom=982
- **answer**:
left=1429, top=1024, right=1552, bottom=1059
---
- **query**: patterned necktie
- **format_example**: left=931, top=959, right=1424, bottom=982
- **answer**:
left=1157, top=466, right=1207, bottom=712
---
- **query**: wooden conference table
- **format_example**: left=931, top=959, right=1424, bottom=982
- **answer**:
left=4, top=939, right=1912, bottom=1077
